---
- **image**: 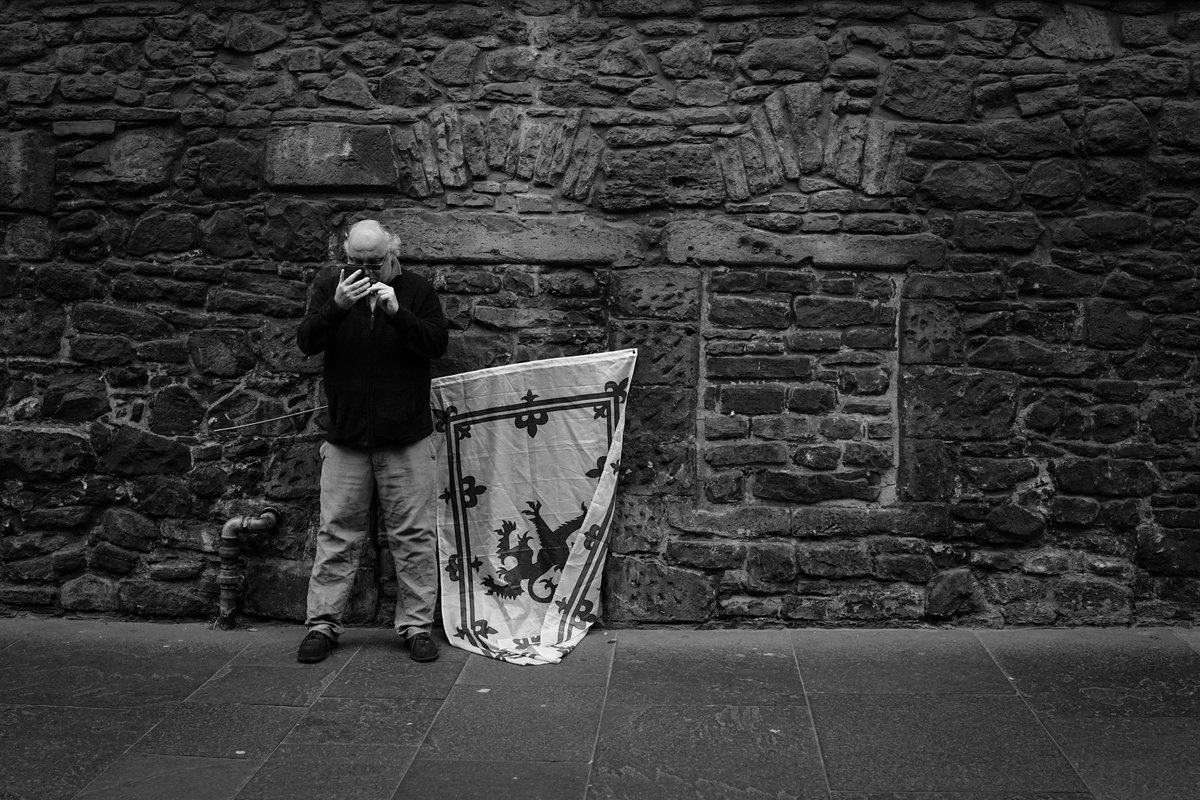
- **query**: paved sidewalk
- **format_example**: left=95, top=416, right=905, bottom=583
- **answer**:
left=1, top=617, right=1198, bottom=799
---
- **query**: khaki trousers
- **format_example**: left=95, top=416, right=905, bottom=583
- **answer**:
left=306, top=438, right=438, bottom=639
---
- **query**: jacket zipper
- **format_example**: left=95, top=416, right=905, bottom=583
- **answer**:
left=367, top=299, right=375, bottom=446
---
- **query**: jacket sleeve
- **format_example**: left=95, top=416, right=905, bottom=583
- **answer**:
left=387, top=281, right=450, bottom=360
left=296, top=270, right=349, bottom=356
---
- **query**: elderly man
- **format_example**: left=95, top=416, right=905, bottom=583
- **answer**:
left=295, top=219, right=449, bottom=663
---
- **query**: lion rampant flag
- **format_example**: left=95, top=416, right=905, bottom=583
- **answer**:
left=430, top=350, right=636, bottom=665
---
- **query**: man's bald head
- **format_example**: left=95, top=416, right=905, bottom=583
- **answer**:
left=344, top=219, right=390, bottom=261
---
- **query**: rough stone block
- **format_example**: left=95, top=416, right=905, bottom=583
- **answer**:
left=0, top=131, right=55, bottom=212
left=900, top=300, right=964, bottom=364
left=955, top=211, right=1042, bottom=251
left=1159, top=100, right=1200, bottom=150
left=0, top=428, right=93, bottom=480
left=705, top=442, right=788, bottom=467
left=720, top=385, right=786, bottom=415
left=1082, top=298, right=1151, bottom=349
left=902, top=367, right=1018, bottom=440
left=753, top=415, right=817, bottom=442
left=626, top=386, right=695, bottom=441
left=61, top=574, right=119, bottom=612
left=709, top=294, right=791, bottom=329
left=613, top=321, right=698, bottom=387
left=598, top=144, right=723, bottom=210
left=881, top=57, right=977, bottom=122
left=919, top=161, right=1017, bottom=209
left=708, top=354, right=813, bottom=381
left=1137, top=526, right=1200, bottom=578
left=188, top=330, right=255, bottom=377
left=665, top=539, right=745, bottom=570
left=267, top=124, right=397, bottom=187
left=753, top=470, right=877, bottom=503
left=1054, top=575, right=1132, bottom=625
left=747, top=541, right=798, bottom=583
left=873, top=552, right=935, bottom=582
left=603, top=556, right=716, bottom=622
left=1079, top=56, right=1190, bottom=97
left=226, top=13, right=286, bottom=53
left=610, top=268, right=700, bottom=320
left=100, top=507, right=158, bottom=552
left=797, top=541, right=870, bottom=578
left=382, top=210, right=639, bottom=265
left=118, top=579, right=212, bottom=617
left=42, top=373, right=109, bottom=422
left=1028, top=4, right=1114, bottom=60
left=607, top=495, right=675, bottom=558
left=738, top=37, right=829, bottom=81
left=926, top=568, right=981, bottom=618
left=97, top=425, right=191, bottom=477
left=663, top=220, right=946, bottom=270
left=1052, top=458, right=1157, bottom=497
left=241, top=558, right=309, bottom=621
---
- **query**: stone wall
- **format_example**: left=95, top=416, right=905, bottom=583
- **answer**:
left=1, top=0, right=1198, bottom=627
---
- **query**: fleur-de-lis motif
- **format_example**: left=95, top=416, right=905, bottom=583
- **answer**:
left=586, top=456, right=606, bottom=479
left=514, top=389, right=549, bottom=437
left=581, top=523, right=604, bottom=552
left=433, top=405, right=456, bottom=433
left=445, top=554, right=463, bottom=582
left=460, top=475, right=486, bottom=508
left=605, top=379, right=629, bottom=403
left=471, top=618, right=498, bottom=639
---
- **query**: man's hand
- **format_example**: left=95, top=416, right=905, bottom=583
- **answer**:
left=372, top=281, right=400, bottom=315
left=333, top=269, right=372, bottom=310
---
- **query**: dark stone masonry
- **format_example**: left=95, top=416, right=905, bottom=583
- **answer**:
left=0, top=0, right=1197, bottom=627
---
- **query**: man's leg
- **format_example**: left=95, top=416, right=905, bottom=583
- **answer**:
left=306, top=441, right=373, bottom=641
left=375, top=436, right=438, bottom=645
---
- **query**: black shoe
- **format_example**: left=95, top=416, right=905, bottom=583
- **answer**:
left=408, top=632, right=439, bottom=662
left=297, top=630, right=336, bottom=663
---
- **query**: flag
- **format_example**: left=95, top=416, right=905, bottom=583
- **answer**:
left=430, top=349, right=637, bottom=665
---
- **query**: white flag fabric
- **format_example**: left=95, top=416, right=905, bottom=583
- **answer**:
left=429, top=349, right=636, bottom=665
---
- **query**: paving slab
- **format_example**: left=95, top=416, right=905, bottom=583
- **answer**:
left=979, top=628, right=1200, bottom=717
left=0, top=620, right=247, bottom=708
left=324, top=631, right=467, bottom=699
left=810, top=694, right=1087, bottom=795
left=590, top=703, right=827, bottom=800
left=284, top=696, right=443, bottom=747
left=827, top=793, right=1092, bottom=799
left=1043, top=715, right=1200, bottom=800
left=456, top=629, right=616, bottom=687
left=1174, top=627, right=1200, bottom=655
left=419, top=685, right=605, bottom=762
left=190, top=664, right=341, bottom=707
left=235, top=743, right=414, bottom=800
left=608, top=629, right=804, bottom=706
left=794, top=629, right=1013, bottom=695
left=0, top=703, right=168, bottom=800
left=397, top=758, right=589, bottom=800
left=73, top=754, right=259, bottom=800
left=130, top=701, right=304, bottom=760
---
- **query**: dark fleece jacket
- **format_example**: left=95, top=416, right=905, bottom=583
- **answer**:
left=297, top=266, right=449, bottom=446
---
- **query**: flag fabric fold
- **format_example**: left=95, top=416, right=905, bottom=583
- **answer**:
left=429, top=349, right=637, bottom=665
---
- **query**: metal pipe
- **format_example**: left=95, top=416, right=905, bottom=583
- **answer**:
left=216, top=507, right=281, bottom=630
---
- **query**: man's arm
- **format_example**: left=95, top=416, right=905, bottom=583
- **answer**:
left=386, top=282, right=449, bottom=360
left=296, top=269, right=348, bottom=356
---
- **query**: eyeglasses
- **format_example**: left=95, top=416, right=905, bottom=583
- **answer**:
left=345, top=256, right=384, bottom=267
